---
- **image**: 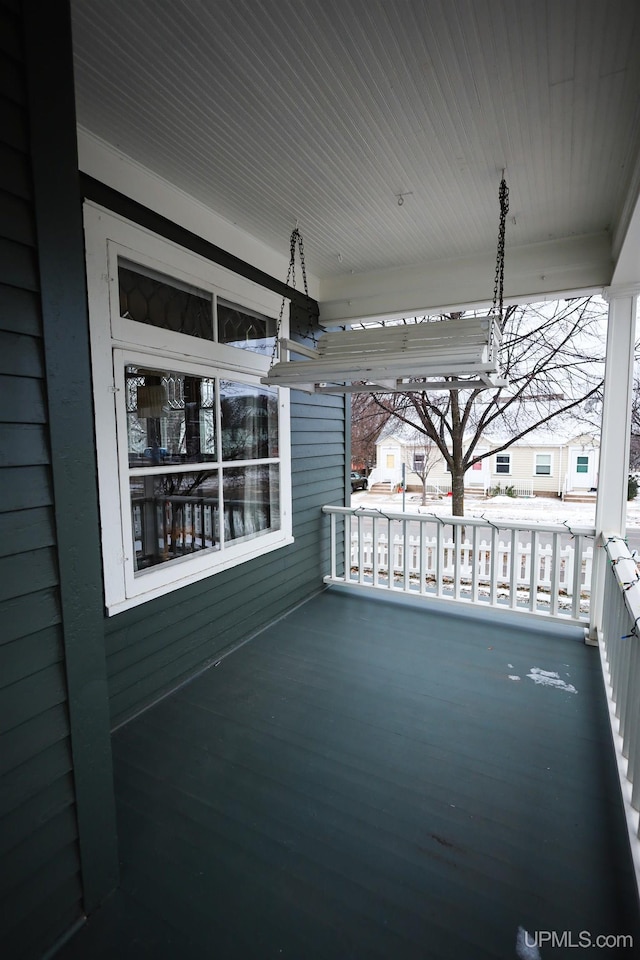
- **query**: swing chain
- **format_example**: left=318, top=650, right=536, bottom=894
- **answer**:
left=489, top=174, right=509, bottom=361
left=271, top=226, right=311, bottom=367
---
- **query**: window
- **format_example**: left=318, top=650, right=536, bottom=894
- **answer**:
left=576, top=455, right=589, bottom=474
left=535, top=453, right=552, bottom=476
left=496, top=454, right=510, bottom=474
left=413, top=453, right=424, bottom=472
left=386, top=454, right=395, bottom=469
left=85, top=204, right=292, bottom=614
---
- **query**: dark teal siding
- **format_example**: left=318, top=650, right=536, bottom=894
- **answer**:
left=105, top=373, right=346, bottom=729
left=0, top=1, right=83, bottom=955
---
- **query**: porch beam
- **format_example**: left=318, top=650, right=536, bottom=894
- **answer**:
left=318, top=233, right=611, bottom=326
left=590, top=286, right=639, bottom=641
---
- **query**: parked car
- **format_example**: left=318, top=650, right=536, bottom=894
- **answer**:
left=350, top=472, right=368, bottom=491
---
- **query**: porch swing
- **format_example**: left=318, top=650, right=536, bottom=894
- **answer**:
left=262, top=175, right=510, bottom=394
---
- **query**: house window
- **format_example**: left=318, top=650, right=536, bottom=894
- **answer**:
left=386, top=454, right=395, bottom=469
left=85, top=204, right=292, bottom=614
left=413, top=453, right=424, bottom=472
left=496, top=454, right=510, bottom=474
left=576, top=455, right=589, bottom=474
left=535, top=453, right=552, bottom=476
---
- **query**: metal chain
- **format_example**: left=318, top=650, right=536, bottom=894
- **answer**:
left=490, top=174, right=509, bottom=360
left=270, top=227, right=312, bottom=367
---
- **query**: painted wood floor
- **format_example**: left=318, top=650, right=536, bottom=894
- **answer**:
left=58, top=589, right=640, bottom=959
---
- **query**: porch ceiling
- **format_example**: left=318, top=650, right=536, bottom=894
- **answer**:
left=69, top=0, right=640, bottom=318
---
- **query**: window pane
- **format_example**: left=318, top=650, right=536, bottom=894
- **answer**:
left=130, top=471, right=220, bottom=572
left=217, top=299, right=276, bottom=356
left=577, top=455, right=589, bottom=474
left=223, top=465, right=280, bottom=542
left=536, top=454, right=551, bottom=475
left=119, top=262, right=213, bottom=339
left=496, top=455, right=510, bottom=474
left=126, top=366, right=216, bottom=467
left=220, top=381, right=278, bottom=460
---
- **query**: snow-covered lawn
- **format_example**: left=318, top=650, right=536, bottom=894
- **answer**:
left=352, top=490, right=640, bottom=529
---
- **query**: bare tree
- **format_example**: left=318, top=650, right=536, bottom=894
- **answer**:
left=401, top=437, right=439, bottom=505
left=630, top=364, right=640, bottom=472
left=368, top=297, right=606, bottom=516
left=350, top=393, right=393, bottom=474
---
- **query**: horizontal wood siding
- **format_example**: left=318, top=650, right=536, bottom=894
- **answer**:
left=105, top=319, right=346, bottom=729
left=0, top=2, right=82, bottom=956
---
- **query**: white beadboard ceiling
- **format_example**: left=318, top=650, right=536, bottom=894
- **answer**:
left=69, top=0, right=640, bottom=313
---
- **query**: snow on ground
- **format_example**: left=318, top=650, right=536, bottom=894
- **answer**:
left=352, top=490, right=640, bottom=528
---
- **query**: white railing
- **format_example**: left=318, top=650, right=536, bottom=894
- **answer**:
left=599, top=533, right=640, bottom=897
left=322, top=505, right=595, bottom=623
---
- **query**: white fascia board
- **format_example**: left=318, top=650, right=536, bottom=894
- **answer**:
left=318, top=233, right=612, bottom=325
left=77, top=128, right=321, bottom=301
left=611, top=184, right=640, bottom=288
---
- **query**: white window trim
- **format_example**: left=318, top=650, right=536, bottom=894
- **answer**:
left=534, top=451, right=554, bottom=477
left=84, top=202, right=293, bottom=616
left=495, top=453, right=511, bottom=475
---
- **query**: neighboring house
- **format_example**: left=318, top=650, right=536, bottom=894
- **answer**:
left=371, top=422, right=600, bottom=497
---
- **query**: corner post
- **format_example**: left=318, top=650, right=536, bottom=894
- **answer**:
left=589, top=286, right=639, bottom=642
left=22, top=0, right=119, bottom=913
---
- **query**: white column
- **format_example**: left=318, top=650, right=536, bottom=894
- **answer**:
left=590, top=286, right=639, bottom=641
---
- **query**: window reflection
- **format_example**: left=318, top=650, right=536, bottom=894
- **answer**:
left=220, top=380, right=278, bottom=461
left=217, top=298, right=276, bottom=355
left=222, top=465, right=280, bottom=543
left=126, top=366, right=216, bottom=467
left=130, top=471, right=220, bottom=572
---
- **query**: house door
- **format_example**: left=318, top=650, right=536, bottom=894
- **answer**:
left=569, top=449, right=597, bottom=490
left=380, top=448, right=398, bottom=483
left=465, top=448, right=489, bottom=490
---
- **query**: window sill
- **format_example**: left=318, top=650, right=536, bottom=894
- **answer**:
left=105, top=534, right=295, bottom=617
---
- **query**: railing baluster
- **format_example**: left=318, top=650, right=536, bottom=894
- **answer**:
left=372, top=515, right=379, bottom=588
left=471, top=524, right=479, bottom=603
left=403, top=519, right=409, bottom=592
left=436, top=522, right=444, bottom=597
left=550, top=532, right=561, bottom=617
left=330, top=510, right=337, bottom=581
left=453, top=521, right=461, bottom=601
left=529, top=531, right=538, bottom=613
left=490, top=527, right=499, bottom=607
left=358, top=512, right=365, bottom=585
left=509, top=529, right=518, bottom=609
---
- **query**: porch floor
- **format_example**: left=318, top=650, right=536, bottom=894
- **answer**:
left=58, top=589, right=639, bottom=959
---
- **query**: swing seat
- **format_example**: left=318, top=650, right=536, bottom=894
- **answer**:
left=262, top=316, right=507, bottom=393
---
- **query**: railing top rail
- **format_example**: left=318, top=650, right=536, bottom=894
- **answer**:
left=323, top=504, right=596, bottom=537
left=602, top=531, right=640, bottom=624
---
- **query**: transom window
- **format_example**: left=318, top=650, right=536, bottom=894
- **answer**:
left=84, top=204, right=292, bottom=614
left=535, top=453, right=552, bottom=476
left=496, top=454, right=511, bottom=474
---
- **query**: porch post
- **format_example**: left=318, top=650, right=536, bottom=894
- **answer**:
left=589, top=286, right=638, bottom=641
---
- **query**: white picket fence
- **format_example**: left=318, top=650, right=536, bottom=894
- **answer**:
left=323, top=505, right=595, bottom=622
